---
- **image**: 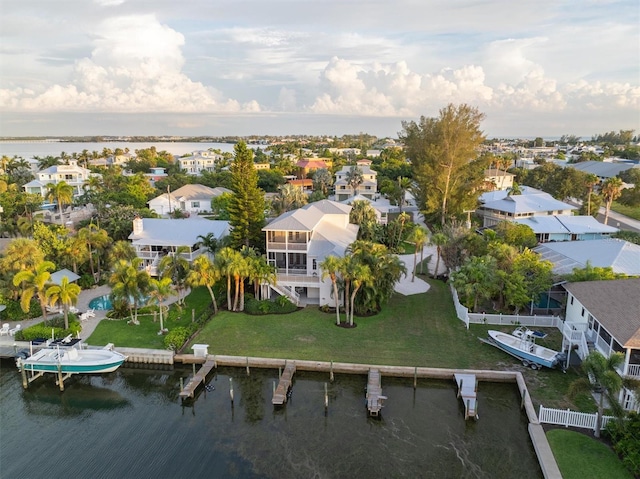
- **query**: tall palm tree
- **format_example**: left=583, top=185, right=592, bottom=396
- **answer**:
left=229, top=253, right=251, bottom=312
left=429, top=232, right=448, bottom=278
left=407, top=226, right=428, bottom=281
left=45, top=276, right=81, bottom=330
left=346, top=262, right=372, bottom=326
left=46, top=181, right=74, bottom=225
left=215, top=247, right=240, bottom=311
left=584, top=173, right=599, bottom=216
left=158, top=246, right=191, bottom=307
left=108, top=240, right=137, bottom=268
left=78, top=223, right=110, bottom=283
left=320, top=255, right=343, bottom=325
left=148, top=276, right=173, bottom=333
left=13, top=260, right=56, bottom=320
left=568, top=351, right=635, bottom=438
left=397, top=177, right=413, bottom=212
left=109, top=258, right=150, bottom=324
left=345, top=166, right=364, bottom=197
left=242, top=248, right=276, bottom=301
left=197, top=233, right=219, bottom=258
left=601, top=176, right=623, bottom=225
left=187, top=255, right=220, bottom=314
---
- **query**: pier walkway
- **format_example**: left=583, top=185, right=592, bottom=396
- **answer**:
left=454, top=373, right=478, bottom=420
left=366, top=369, right=387, bottom=416
left=179, top=356, right=217, bottom=399
left=272, top=361, right=296, bottom=405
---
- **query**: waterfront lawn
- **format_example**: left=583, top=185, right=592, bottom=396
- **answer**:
left=547, top=429, right=633, bottom=479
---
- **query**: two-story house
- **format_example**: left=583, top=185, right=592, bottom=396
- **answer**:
left=334, top=159, right=378, bottom=201
left=147, top=184, right=232, bottom=216
left=484, top=168, right=515, bottom=191
left=178, top=150, right=224, bottom=175
left=23, top=160, right=98, bottom=199
left=477, top=186, right=577, bottom=227
left=263, top=200, right=358, bottom=306
left=562, top=279, right=640, bottom=411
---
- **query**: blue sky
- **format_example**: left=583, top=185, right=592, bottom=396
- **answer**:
left=1, top=0, right=638, bottom=138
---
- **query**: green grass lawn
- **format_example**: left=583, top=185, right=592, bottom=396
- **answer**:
left=546, top=429, right=633, bottom=479
left=611, top=201, right=640, bottom=221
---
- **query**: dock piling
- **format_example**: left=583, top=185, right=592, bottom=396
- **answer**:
left=413, top=366, right=417, bottom=389
left=246, top=357, right=250, bottom=375
left=324, top=382, right=328, bottom=410
left=330, top=361, right=334, bottom=382
left=229, top=377, right=234, bottom=404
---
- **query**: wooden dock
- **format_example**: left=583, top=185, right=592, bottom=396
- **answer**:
left=366, top=369, right=387, bottom=416
left=179, top=356, right=217, bottom=399
left=272, top=361, right=296, bottom=405
left=454, top=373, right=478, bottom=420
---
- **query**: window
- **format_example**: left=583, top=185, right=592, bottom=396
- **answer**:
left=192, top=201, right=200, bottom=208
left=312, top=259, right=317, bottom=270
left=570, top=296, right=574, bottom=305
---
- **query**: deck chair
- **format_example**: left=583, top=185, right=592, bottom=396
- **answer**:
left=9, top=324, right=21, bottom=336
left=0, top=323, right=9, bottom=336
left=86, top=309, right=96, bottom=318
left=80, top=313, right=89, bottom=322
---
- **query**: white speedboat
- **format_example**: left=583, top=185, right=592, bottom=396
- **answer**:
left=485, top=330, right=566, bottom=370
left=18, top=346, right=126, bottom=374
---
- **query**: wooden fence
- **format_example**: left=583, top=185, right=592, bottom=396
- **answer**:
left=538, top=405, right=615, bottom=432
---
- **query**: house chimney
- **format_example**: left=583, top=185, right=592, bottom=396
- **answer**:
left=133, top=216, right=143, bottom=235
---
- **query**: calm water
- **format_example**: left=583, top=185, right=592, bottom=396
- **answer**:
left=0, top=362, right=542, bottom=479
left=0, top=141, right=261, bottom=160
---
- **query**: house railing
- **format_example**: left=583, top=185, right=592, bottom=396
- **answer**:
left=267, top=242, right=308, bottom=251
left=276, top=268, right=309, bottom=276
left=270, top=283, right=300, bottom=306
left=468, top=312, right=561, bottom=328
left=626, top=364, right=640, bottom=379
left=276, top=274, right=320, bottom=284
left=538, top=405, right=615, bottom=432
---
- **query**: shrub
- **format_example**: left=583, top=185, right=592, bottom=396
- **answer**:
left=164, top=327, right=191, bottom=351
left=16, top=316, right=82, bottom=341
left=605, top=411, right=640, bottom=477
left=77, top=274, right=94, bottom=289
left=245, top=296, right=298, bottom=315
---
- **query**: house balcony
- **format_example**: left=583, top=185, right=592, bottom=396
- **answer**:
left=267, top=241, right=308, bottom=251
left=276, top=273, right=320, bottom=284
left=626, top=363, right=640, bottom=379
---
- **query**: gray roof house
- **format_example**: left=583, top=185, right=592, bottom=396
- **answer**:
left=513, top=215, right=617, bottom=243
left=566, top=161, right=637, bottom=182
left=148, top=184, right=232, bottom=216
left=562, top=279, right=640, bottom=411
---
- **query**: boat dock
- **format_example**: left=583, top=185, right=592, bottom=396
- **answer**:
left=272, top=361, right=296, bottom=405
left=366, top=369, right=387, bottom=416
left=179, top=356, right=217, bottom=399
left=454, top=373, right=478, bottom=420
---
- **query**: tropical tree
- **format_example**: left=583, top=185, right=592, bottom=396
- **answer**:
left=396, top=176, right=413, bottom=212
left=320, top=255, right=343, bottom=325
left=271, top=183, right=308, bottom=215
left=565, top=260, right=625, bottom=282
left=451, top=255, right=499, bottom=312
left=214, top=247, right=240, bottom=311
left=345, top=166, right=364, bottom=197
left=407, top=225, right=428, bottom=280
left=108, top=240, right=137, bottom=268
left=0, top=238, right=45, bottom=278
left=241, top=247, right=276, bottom=301
left=12, top=260, right=56, bottom=320
left=227, top=141, right=266, bottom=249
left=568, top=351, right=631, bottom=438
left=187, top=255, right=221, bottom=314
left=429, top=232, right=448, bottom=278
left=347, top=262, right=372, bottom=326
left=63, top=235, right=89, bottom=274
left=583, top=173, right=599, bottom=216
left=312, top=168, right=333, bottom=197
left=109, top=258, right=150, bottom=324
left=77, top=223, right=111, bottom=283
left=158, top=246, right=191, bottom=307
left=196, top=233, right=220, bottom=257
left=401, top=103, right=486, bottom=225
left=45, top=276, right=81, bottom=330
left=601, top=177, right=624, bottom=225
left=148, top=276, right=173, bottom=333
left=46, top=181, right=74, bottom=225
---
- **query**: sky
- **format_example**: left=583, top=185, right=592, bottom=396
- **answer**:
left=1, top=0, right=638, bottom=139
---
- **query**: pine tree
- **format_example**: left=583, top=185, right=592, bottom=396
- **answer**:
left=228, top=141, right=266, bottom=250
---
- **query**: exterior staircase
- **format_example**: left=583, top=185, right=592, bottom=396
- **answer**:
left=269, top=283, right=300, bottom=306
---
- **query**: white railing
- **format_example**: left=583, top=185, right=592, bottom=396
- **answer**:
left=449, top=284, right=469, bottom=328
left=468, top=312, right=560, bottom=328
left=267, top=242, right=308, bottom=251
left=538, top=405, right=615, bottom=432
left=270, top=283, right=300, bottom=306
left=276, top=274, right=320, bottom=284
left=627, top=364, right=640, bottom=378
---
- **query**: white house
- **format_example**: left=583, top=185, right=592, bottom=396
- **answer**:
left=148, top=184, right=232, bottom=216
left=334, top=159, right=378, bottom=201
left=177, top=150, right=224, bottom=175
left=128, top=217, right=230, bottom=276
left=263, top=200, right=359, bottom=306
left=562, top=279, right=640, bottom=411
left=533, top=239, right=640, bottom=276
left=23, top=160, right=98, bottom=199
left=514, top=215, right=618, bottom=243
left=484, top=168, right=515, bottom=191
left=477, top=186, right=577, bottom=227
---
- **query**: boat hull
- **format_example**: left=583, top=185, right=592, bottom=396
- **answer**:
left=20, top=348, right=126, bottom=374
left=487, top=330, right=563, bottom=369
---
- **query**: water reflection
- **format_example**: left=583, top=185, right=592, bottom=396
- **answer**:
left=1, top=362, right=542, bottom=479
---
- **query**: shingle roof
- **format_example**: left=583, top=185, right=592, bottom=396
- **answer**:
left=563, top=279, right=640, bottom=347
left=533, top=239, right=640, bottom=275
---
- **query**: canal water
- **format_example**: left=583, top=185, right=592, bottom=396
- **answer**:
left=0, top=363, right=542, bottom=479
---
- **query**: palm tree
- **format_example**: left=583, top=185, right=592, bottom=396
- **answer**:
left=346, top=261, right=372, bottom=326
left=568, top=351, right=636, bottom=438
left=78, top=223, right=110, bottom=283
left=397, top=177, right=413, bottom=212
left=158, top=246, right=191, bottom=307
left=45, top=276, right=81, bottom=330
left=507, top=182, right=523, bottom=196
left=148, top=277, right=173, bottom=333
left=187, top=255, right=220, bottom=314
left=429, top=232, right=448, bottom=278
left=215, top=247, right=240, bottom=311
left=197, top=233, right=220, bottom=258
left=229, top=252, right=251, bottom=312
left=46, top=181, right=74, bottom=225
left=320, top=255, right=343, bottom=325
left=0, top=238, right=45, bottom=277
left=312, top=168, right=333, bottom=196
left=63, top=236, right=89, bottom=274
left=241, top=247, right=276, bottom=301
left=601, top=177, right=623, bottom=225
left=109, top=258, right=150, bottom=324
left=584, top=173, right=599, bottom=216
left=407, top=226, right=428, bottom=281
left=108, top=240, right=137, bottom=267
left=345, top=166, right=364, bottom=197
left=271, top=184, right=308, bottom=215
left=13, top=260, right=56, bottom=320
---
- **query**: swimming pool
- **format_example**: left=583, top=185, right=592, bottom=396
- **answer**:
left=88, top=295, right=113, bottom=310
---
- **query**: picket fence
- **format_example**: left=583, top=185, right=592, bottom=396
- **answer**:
left=450, top=284, right=561, bottom=330
left=538, top=405, right=615, bottom=432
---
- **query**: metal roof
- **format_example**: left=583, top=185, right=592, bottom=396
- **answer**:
left=128, top=218, right=230, bottom=247
left=514, top=215, right=618, bottom=234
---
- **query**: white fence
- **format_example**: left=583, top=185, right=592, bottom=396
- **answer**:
left=450, top=284, right=561, bottom=330
left=538, top=405, right=615, bottom=432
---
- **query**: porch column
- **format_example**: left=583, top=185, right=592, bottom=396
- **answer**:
left=285, top=234, right=289, bottom=274
left=624, top=348, right=631, bottom=376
